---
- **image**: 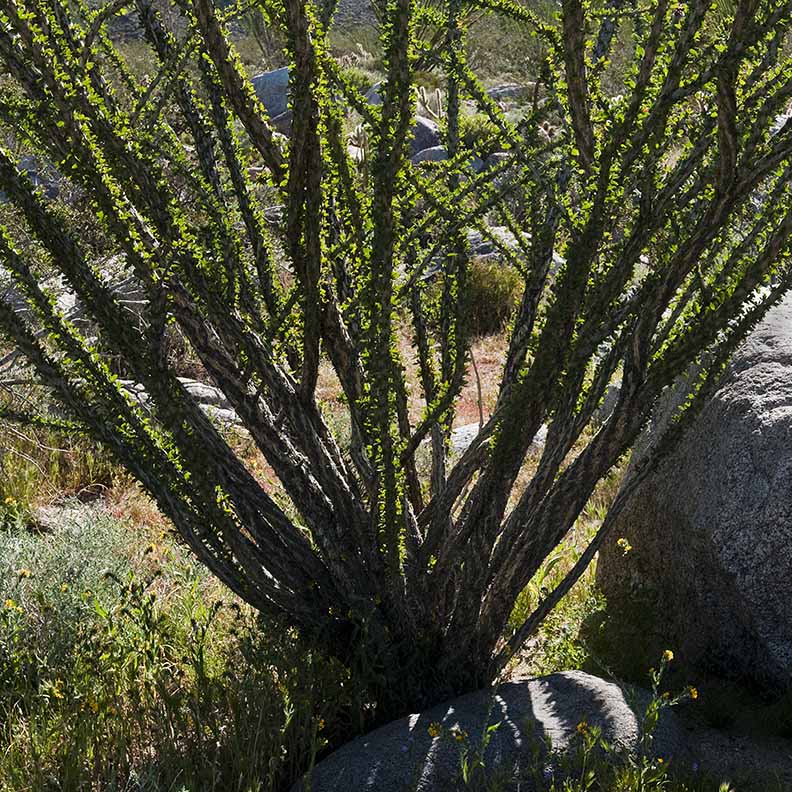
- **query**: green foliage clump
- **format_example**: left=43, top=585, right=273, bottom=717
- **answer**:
left=0, top=510, right=357, bottom=792
left=466, top=258, right=522, bottom=337
left=457, top=113, right=501, bottom=159
left=340, top=65, right=377, bottom=97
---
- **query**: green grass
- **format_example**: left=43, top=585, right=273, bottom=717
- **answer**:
left=0, top=507, right=359, bottom=792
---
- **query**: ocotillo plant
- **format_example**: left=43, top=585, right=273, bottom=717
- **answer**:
left=2, top=0, right=792, bottom=717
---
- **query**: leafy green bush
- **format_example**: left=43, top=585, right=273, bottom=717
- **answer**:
left=458, top=113, right=501, bottom=159
left=466, top=258, right=522, bottom=337
left=340, top=65, right=378, bottom=97
left=0, top=510, right=359, bottom=792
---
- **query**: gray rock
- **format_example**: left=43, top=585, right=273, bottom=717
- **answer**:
left=118, top=378, right=241, bottom=428
left=486, top=83, right=530, bottom=102
left=365, top=82, right=383, bottom=106
left=467, top=226, right=565, bottom=270
left=450, top=422, right=481, bottom=454
left=411, top=145, right=448, bottom=164
left=270, top=109, right=293, bottom=135
left=771, top=107, right=792, bottom=137
left=598, top=294, right=792, bottom=692
left=333, top=0, right=377, bottom=26
left=0, top=156, right=61, bottom=204
left=451, top=422, right=546, bottom=456
left=411, top=117, right=441, bottom=157
left=292, top=671, right=686, bottom=792
left=252, top=67, right=291, bottom=118
left=177, top=378, right=232, bottom=410
left=466, top=226, right=519, bottom=260
left=422, top=225, right=564, bottom=281
left=592, top=382, right=621, bottom=425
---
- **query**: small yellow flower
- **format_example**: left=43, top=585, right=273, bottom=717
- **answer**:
left=51, top=679, right=64, bottom=700
left=88, top=695, right=99, bottom=714
left=16, top=568, right=31, bottom=579
left=4, top=598, right=16, bottom=609
left=657, top=757, right=664, bottom=765
left=576, top=720, right=588, bottom=734
left=663, top=649, right=674, bottom=663
left=3, top=496, right=15, bottom=505
left=427, top=722, right=441, bottom=738
left=689, top=687, right=698, bottom=700
left=452, top=728, right=468, bottom=743
left=60, top=583, right=69, bottom=593
left=144, top=543, right=157, bottom=555
left=317, top=718, right=325, bottom=731
left=616, top=537, right=633, bottom=555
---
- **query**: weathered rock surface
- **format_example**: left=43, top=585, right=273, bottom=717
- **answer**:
left=598, top=294, right=792, bottom=692
left=333, top=0, right=377, bottom=27
left=119, top=378, right=240, bottom=428
left=451, top=422, right=546, bottom=456
left=252, top=67, right=291, bottom=118
left=484, top=151, right=512, bottom=169
left=486, top=83, right=530, bottom=102
left=0, top=156, right=61, bottom=204
left=364, top=82, right=383, bottom=106
left=291, top=671, right=686, bottom=792
left=410, top=117, right=441, bottom=157
left=411, top=145, right=448, bottom=164
left=466, top=226, right=519, bottom=260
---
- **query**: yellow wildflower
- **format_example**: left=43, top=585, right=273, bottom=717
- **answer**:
left=576, top=721, right=588, bottom=734
left=3, top=496, right=15, bottom=505
left=657, top=757, right=664, bottom=765
left=427, top=722, right=441, bottom=738
left=88, top=695, right=99, bottom=714
left=616, top=537, right=633, bottom=555
left=16, top=568, right=31, bottom=579
left=317, top=718, right=325, bottom=731
left=60, top=583, right=69, bottom=593
left=453, top=728, right=468, bottom=743
left=4, top=598, right=16, bottom=609
left=689, top=687, right=698, bottom=700
left=663, top=649, right=674, bottom=663
left=51, top=679, right=64, bottom=700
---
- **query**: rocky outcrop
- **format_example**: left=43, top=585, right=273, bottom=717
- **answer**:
left=411, top=145, right=448, bottom=164
left=451, top=422, right=546, bottom=456
left=598, top=294, right=792, bottom=692
left=291, top=671, right=686, bottom=792
left=410, top=117, right=441, bottom=157
left=486, top=83, right=531, bottom=103
left=252, top=67, right=291, bottom=118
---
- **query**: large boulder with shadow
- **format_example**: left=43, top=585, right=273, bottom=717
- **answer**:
left=410, top=117, right=441, bottom=157
left=291, top=670, right=686, bottom=792
left=252, top=67, right=291, bottom=118
left=598, top=294, right=792, bottom=692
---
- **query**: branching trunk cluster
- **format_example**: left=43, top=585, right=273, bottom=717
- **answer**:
left=1, top=0, right=792, bottom=715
